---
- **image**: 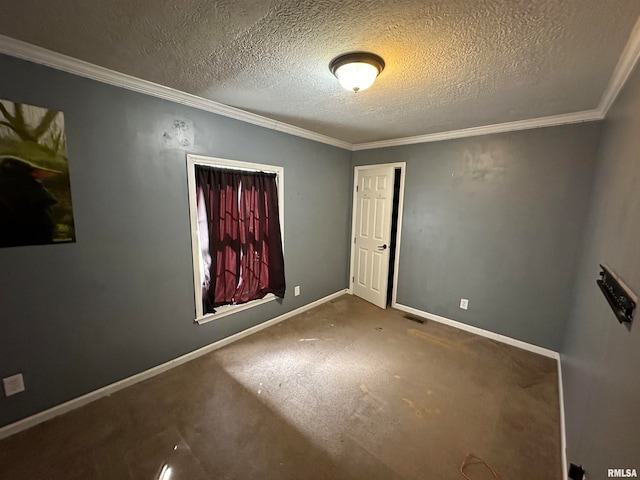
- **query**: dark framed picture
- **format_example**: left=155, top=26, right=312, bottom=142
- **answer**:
left=0, top=99, right=76, bottom=248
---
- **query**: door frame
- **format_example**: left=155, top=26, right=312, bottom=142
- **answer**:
left=348, top=162, right=406, bottom=307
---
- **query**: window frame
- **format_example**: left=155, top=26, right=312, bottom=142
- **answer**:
left=186, top=154, right=285, bottom=325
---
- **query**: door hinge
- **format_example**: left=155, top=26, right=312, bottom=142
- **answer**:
left=356, top=185, right=359, bottom=192
left=353, top=237, right=356, bottom=244
left=352, top=276, right=355, bottom=283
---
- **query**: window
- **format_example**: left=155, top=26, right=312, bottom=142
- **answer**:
left=186, top=155, right=285, bottom=324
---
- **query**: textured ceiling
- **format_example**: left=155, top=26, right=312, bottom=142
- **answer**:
left=1, top=0, right=639, bottom=144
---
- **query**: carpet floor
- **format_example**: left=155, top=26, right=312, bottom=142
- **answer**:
left=0, top=295, right=561, bottom=479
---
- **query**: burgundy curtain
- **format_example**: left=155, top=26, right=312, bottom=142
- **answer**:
left=195, top=166, right=285, bottom=314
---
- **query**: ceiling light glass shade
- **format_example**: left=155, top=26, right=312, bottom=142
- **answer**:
left=329, top=52, right=385, bottom=93
left=334, top=62, right=380, bottom=93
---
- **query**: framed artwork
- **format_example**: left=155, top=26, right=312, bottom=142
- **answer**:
left=0, top=99, right=76, bottom=248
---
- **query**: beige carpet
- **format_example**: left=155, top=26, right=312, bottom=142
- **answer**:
left=0, top=295, right=561, bottom=479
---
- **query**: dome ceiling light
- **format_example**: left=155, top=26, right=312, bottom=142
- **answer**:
left=329, top=52, right=385, bottom=93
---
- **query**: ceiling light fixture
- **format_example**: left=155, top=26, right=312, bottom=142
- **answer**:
left=329, top=52, right=385, bottom=93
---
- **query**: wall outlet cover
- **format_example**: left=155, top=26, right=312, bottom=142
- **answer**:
left=460, top=298, right=469, bottom=310
left=3, top=373, right=25, bottom=397
left=294, top=286, right=301, bottom=296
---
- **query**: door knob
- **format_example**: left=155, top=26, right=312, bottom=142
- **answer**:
left=377, top=244, right=388, bottom=251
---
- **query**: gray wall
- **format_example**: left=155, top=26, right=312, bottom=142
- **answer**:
left=561, top=63, right=640, bottom=474
left=353, top=124, right=601, bottom=350
left=4, top=48, right=635, bottom=476
left=0, top=54, right=352, bottom=428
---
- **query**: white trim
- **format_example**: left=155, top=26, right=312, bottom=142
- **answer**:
left=598, top=15, right=640, bottom=115
left=352, top=110, right=602, bottom=151
left=351, top=14, right=640, bottom=152
left=0, top=35, right=352, bottom=151
left=347, top=171, right=359, bottom=295
left=0, top=289, right=348, bottom=441
left=186, top=154, right=285, bottom=323
left=2, top=12, right=640, bottom=153
left=348, top=163, right=406, bottom=306
left=391, top=167, right=406, bottom=307
left=186, top=155, right=203, bottom=319
left=391, top=301, right=567, bottom=475
left=392, top=302, right=558, bottom=358
left=196, top=294, right=277, bottom=325
left=557, top=354, right=568, bottom=480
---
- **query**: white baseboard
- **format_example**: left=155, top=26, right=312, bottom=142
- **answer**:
left=392, top=301, right=567, bottom=477
left=0, top=289, right=348, bottom=440
left=557, top=354, right=568, bottom=480
left=392, top=302, right=558, bottom=358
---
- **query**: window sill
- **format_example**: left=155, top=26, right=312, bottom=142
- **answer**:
left=195, top=294, right=277, bottom=325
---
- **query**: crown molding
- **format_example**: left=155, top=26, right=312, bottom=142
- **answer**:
left=351, top=16, right=640, bottom=151
left=352, top=109, right=603, bottom=151
left=2, top=16, right=640, bottom=153
left=598, top=15, right=640, bottom=116
left=0, top=35, right=353, bottom=151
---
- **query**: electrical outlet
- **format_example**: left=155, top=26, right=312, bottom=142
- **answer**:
left=460, top=298, right=469, bottom=310
left=294, top=286, right=301, bottom=296
left=3, top=373, right=25, bottom=397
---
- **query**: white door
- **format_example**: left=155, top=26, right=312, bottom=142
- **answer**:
left=353, top=165, right=395, bottom=309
